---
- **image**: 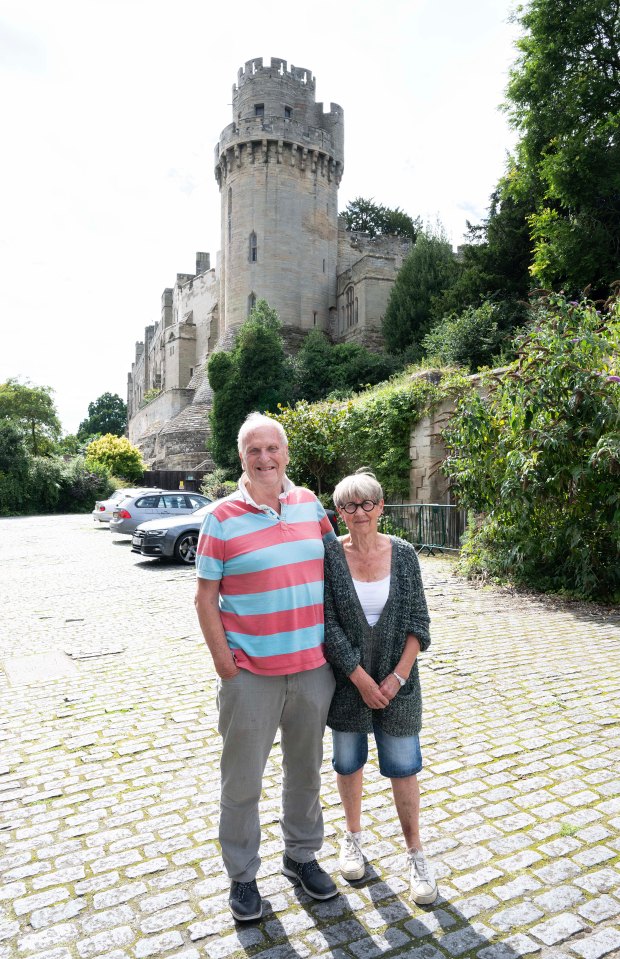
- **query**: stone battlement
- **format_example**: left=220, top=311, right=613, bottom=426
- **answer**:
left=235, top=58, right=315, bottom=93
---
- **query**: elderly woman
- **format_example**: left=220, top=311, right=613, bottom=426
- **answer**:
left=323, top=470, right=436, bottom=903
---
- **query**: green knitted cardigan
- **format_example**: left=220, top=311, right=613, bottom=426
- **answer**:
left=323, top=535, right=431, bottom=736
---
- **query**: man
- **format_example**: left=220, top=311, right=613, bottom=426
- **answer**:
left=195, top=412, right=337, bottom=922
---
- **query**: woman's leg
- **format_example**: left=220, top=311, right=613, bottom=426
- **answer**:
left=336, top=768, right=364, bottom=832
left=390, top=774, right=421, bottom=850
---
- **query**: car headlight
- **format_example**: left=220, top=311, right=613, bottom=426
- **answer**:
left=145, top=530, right=167, bottom=538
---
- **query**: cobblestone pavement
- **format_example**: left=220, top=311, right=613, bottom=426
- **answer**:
left=1, top=514, right=620, bottom=959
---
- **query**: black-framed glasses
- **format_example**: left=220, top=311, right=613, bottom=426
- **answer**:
left=341, top=500, right=377, bottom=514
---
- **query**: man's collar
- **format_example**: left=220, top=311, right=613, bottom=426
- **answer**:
left=238, top=473, right=294, bottom=511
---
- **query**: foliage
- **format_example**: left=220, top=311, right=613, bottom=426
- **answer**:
left=443, top=294, right=620, bottom=600
left=0, top=378, right=62, bottom=456
left=270, top=402, right=352, bottom=496
left=78, top=392, right=127, bottom=439
left=200, top=468, right=237, bottom=500
left=272, top=369, right=467, bottom=501
left=141, top=388, right=161, bottom=407
left=341, top=197, right=421, bottom=240
left=0, top=422, right=30, bottom=514
left=382, top=230, right=459, bottom=357
left=422, top=302, right=507, bottom=372
left=504, top=0, right=620, bottom=294
left=292, top=331, right=401, bottom=403
left=85, top=434, right=145, bottom=483
left=207, top=300, right=293, bottom=470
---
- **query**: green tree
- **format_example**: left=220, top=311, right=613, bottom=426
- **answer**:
left=504, top=0, right=620, bottom=293
left=341, top=197, right=421, bottom=240
left=293, top=331, right=400, bottom=403
left=207, top=300, right=293, bottom=470
left=270, top=402, right=352, bottom=496
left=443, top=294, right=620, bottom=600
left=85, top=434, right=145, bottom=483
left=78, top=392, right=127, bottom=440
left=0, top=378, right=62, bottom=456
left=422, top=302, right=507, bottom=372
left=382, top=230, right=459, bottom=356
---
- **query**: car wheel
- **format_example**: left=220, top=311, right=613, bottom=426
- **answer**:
left=174, top=532, right=198, bottom=564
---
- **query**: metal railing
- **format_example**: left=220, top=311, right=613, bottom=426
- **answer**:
left=380, top=503, right=467, bottom=554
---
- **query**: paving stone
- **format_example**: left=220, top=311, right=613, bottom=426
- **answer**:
left=438, top=921, right=494, bottom=955
left=451, top=866, right=504, bottom=892
left=139, top=904, right=196, bottom=934
left=14, top=889, right=70, bottom=917
left=134, top=931, right=185, bottom=958
left=17, top=923, right=79, bottom=952
left=530, top=912, right=587, bottom=945
left=31, top=900, right=88, bottom=929
left=478, top=935, right=541, bottom=958
left=568, top=926, right=620, bottom=959
left=76, top=926, right=135, bottom=958
left=577, top=895, right=620, bottom=924
left=80, top=906, right=135, bottom=935
left=574, top=869, right=620, bottom=894
left=533, top=885, right=585, bottom=913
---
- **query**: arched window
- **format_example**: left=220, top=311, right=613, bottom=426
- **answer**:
left=345, top=285, right=355, bottom=327
left=249, top=232, right=257, bottom=263
left=227, top=188, right=232, bottom=245
left=248, top=292, right=257, bottom=315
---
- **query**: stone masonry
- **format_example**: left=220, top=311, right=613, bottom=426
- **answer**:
left=127, top=59, right=411, bottom=471
left=1, top=514, right=619, bottom=959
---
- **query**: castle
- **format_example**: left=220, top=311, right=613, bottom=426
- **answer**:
left=127, top=58, right=411, bottom=470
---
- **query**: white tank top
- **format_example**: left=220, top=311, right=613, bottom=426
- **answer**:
left=351, top=574, right=391, bottom=626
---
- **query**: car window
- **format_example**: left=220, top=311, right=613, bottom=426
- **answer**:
left=188, top=494, right=208, bottom=508
left=163, top=494, right=187, bottom=509
left=135, top=495, right=162, bottom=508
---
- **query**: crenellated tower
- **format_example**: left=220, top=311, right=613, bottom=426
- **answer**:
left=214, top=57, right=344, bottom=338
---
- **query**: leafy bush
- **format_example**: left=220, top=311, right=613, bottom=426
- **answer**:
left=200, top=468, right=237, bottom=500
left=422, top=302, right=507, bottom=371
left=85, top=434, right=145, bottom=483
left=443, top=294, right=620, bottom=600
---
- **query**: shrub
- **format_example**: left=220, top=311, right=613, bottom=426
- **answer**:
left=443, top=294, right=620, bottom=600
left=200, top=468, right=237, bottom=500
left=85, top=434, right=145, bottom=483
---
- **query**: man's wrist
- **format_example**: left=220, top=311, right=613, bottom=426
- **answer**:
left=392, top=671, right=406, bottom=687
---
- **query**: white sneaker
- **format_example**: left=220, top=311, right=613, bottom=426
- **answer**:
left=408, top=848, right=438, bottom=904
left=339, top=831, right=365, bottom=881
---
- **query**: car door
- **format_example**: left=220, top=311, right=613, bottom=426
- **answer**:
left=134, top=494, right=168, bottom=522
left=162, top=493, right=194, bottom=516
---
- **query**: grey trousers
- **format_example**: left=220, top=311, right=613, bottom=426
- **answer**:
left=216, top=663, right=336, bottom=882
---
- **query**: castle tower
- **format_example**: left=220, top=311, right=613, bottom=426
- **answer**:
left=214, top=57, right=344, bottom=338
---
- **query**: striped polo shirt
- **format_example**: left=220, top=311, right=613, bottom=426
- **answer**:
left=196, top=476, right=336, bottom=676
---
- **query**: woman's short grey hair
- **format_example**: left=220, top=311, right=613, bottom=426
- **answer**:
left=237, top=412, right=288, bottom=455
left=333, top=469, right=383, bottom=508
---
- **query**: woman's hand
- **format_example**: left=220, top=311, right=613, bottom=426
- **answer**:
left=378, top=672, right=402, bottom=702
left=349, top=666, right=390, bottom=709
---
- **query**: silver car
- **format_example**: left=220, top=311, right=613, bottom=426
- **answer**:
left=92, top=488, right=159, bottom=524
left=131, top=502, right=213, bottom=564
left=109, top=491, right=210, bottom=536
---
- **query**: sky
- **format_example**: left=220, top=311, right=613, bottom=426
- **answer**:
left=0, top=0, right=521, bottom=435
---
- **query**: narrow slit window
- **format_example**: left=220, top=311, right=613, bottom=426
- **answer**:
left=254, top=103, right=264, bottom=118
left=248, top=292, right=257, bottom=315
left=249, top=232, right=257, bottom=263
left=228, top=188, right=232, bottom=245
left=284, top=106, right=292, bottom=119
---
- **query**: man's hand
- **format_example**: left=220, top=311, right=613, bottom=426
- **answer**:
left=378, top=672, right=402, bottom=702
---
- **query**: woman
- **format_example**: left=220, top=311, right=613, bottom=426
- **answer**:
left=323, top=470, right=437, bottom=904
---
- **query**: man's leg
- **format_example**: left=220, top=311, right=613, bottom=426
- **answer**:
left=217, top=670, right=284, bottom=881
left=279, top=663, right=335, bottom=861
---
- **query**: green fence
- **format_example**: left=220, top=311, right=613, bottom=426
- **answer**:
left=380, top=503, right=467, bottom=554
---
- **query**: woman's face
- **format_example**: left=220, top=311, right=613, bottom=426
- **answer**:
left=337, top=496, right=384, bottom=533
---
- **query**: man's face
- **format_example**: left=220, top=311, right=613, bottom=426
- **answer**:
left=240, top=426, right=289, bottom=490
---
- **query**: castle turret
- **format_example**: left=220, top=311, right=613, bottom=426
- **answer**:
left=214, top=57, right=344, bottom=337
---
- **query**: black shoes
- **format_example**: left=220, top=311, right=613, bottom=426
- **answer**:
left=229, top=879, right=262, bottom=921
left=282, top=854, right=338, bottom=899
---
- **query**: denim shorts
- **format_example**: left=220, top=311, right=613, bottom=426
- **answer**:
left=331, top=724, right=423, bottom=779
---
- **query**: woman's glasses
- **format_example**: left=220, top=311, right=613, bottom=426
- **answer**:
left=340, top=500, right=377, bottom=514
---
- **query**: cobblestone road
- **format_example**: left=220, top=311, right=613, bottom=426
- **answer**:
left=1, top=514, right=619, bottom=959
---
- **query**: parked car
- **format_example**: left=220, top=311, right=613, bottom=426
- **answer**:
left=131, top=502, right=214, bottom=564
left=110, top=491, right=210, bottom=536
left=92, top=488, right=161, bottom=524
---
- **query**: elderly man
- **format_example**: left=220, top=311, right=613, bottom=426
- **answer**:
left=195, top=412, right=337, bottom=922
